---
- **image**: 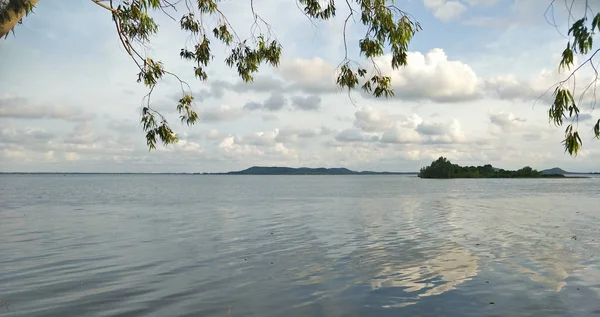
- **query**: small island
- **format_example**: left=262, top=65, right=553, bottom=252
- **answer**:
left=418, top=157, right=566, bottom=179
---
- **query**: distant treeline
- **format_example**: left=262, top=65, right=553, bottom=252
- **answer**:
left=418, top=157, right=565, bottom=179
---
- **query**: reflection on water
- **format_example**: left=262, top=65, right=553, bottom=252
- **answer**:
left=372, top=245, right=479, bottom=299
left=0, top=175, right=599, bottom=317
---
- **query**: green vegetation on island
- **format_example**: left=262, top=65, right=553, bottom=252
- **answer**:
left=418, top=157, right=566, bottom=179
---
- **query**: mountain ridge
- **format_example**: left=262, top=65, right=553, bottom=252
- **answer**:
left=214, top=166, right=416, bottom=175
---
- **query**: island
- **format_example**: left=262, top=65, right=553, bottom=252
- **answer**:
left=205, top=166, right=416, bottom=175
left=418, top=157, right=566, bottom=179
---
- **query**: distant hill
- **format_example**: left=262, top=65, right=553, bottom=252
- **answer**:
left=215, top=166, right=415, bottom=175
left=541, top=168, right=600, bottom=175
left=541, top=167, right=570, bottom=175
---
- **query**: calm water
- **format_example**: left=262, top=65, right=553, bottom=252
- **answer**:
left=1, top=175, right=600, bottom=317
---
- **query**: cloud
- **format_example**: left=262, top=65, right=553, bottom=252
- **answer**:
left=483, top=71, right=556, bottom=102
left=65, top=152, right=81, bottom=161
left=380, top=126, right=422, bottom=144
left=353, top=107, right=422, bottom=133
left=416, top=121, right=454, bottom=136
left=280, top=57, right=337, bottom=94
left=207, top=129, right=220, bottom=140
left=489, top=111, right=527, bottom=132
left=224, top=58, right=337, bottom=96
left=240, top=130, right=279, bottom=146
left=353, top=107, right=399, bottom=132
left=424, top=0, right=467, bottom=22
left=415, top=119, right=466, bottom=144
left=199, top=105, right=243, bottom=122
left=261, top=114, right=279, bottom=121
left=371, top=49, right=480, bottom=103
left=483, top=61, right=599, bottom=107
left=244, top=92, right=288, bottom=111
left=231, top=76, right=286, bottom=94
left=335, top=128, right=380, bottom=143
left=380, top=119, right=466, bottom=145
left=0, top=127, right=55, bottom=145
left=193, top=80, right=231, bottom=101
left=338, top=108, right=467, bottom=145
left=107, top=118, right=139, bottom=134
left=291, top=95, right=322, bottom=111
left=275, top=126, right=333, bottom=143
left=218, top=134, right=298, bottom=162
left=3, top=0, right=600, bottom=173
left=512, top=0, right=600, bottom=27
left=0, top=95, right=94, bottom=122
left=1, top=148, right=56, bottom=163
left=464, top=0, right=500, bottom=5
left=221, top=127, right=332, bottom=148
left=578, top=113, right=594, bottom=121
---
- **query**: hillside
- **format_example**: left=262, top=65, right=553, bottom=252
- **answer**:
left=222, top=166, right=413, bottom=175
left=541, top=167, right=570, bottom=175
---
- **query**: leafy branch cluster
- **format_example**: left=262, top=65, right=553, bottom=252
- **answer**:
left=546, top=0, right=600, bottom=155
left=87, top=0, right=420, bottom=150
left=3, top=0, right=599, bottom=156
left=337, top=0, right=421, bottom=99
left=0, top=0, right=37, bottom=38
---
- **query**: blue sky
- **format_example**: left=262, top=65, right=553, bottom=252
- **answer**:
left=1, top=0, right=599, bottom=172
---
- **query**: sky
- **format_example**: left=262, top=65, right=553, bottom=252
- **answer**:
left=1, top=0, right=599, bottom=173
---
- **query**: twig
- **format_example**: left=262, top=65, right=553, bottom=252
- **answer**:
left=91, top=0, right=117, bottom=13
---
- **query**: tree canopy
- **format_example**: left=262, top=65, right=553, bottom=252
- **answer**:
left=545, top=0, right=600, bottom=155
left=418, top=157, right=562, bottom=179
left=1, top=0, right=598, bottom=154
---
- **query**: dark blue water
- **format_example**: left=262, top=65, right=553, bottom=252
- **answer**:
left=1, top=175, right=599, bottom=316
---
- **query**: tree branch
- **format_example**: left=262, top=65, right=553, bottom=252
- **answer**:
left=0, top=0, right=39, bottom=38
left=91, top=0, right=117, bottom=13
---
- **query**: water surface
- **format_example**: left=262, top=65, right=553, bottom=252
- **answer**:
left=1, top=175, right=599, bottom=316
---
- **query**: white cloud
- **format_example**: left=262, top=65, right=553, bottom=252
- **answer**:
left=483, top=70, right=559, bottom=102
left=199, top=105, right=244, bottom=122
left=207, top=129, right=220, bottom=140
left=0, top=94, right=94, bottom=122
left=372, top=49, right=480, bottom=103
left=424, top=0, right=467, bottom=22
left=65, top=152, right=80, bottom=161
left=353, top=107, right=400, bottom=132
left=280, top=57, right=336, bottom=93
left=353, top=107, right=423, bottom=133
left=464, top=0, right=500, bottom=5
left=489, top=111, right=526, bottom=132
left=415, top=119, right=466, bottom=144
left=380, top=126, right=422, bottom=144
left=218, top=133, right=298, bottom=162
left=335, top=128, right=380, bottom=142
left=275, top=126, right=333, bottom=143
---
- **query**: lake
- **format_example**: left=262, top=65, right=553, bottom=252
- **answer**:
left=1, top=174, right=599, bottom=316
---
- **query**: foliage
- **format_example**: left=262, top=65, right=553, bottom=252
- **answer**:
left=545, top=1, right=600, bottom=155
left=418, top=157, right=563, bottom=179
left=1, top=1, right=598, bottom=153
left=0, top=0, right=421, bottom=150
left=0, top=0, right=38, bottom=38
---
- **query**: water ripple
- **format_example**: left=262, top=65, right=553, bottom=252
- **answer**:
left=0, top=175, right=599, bottom=316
